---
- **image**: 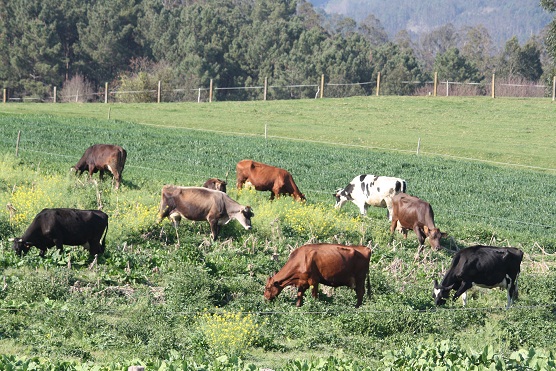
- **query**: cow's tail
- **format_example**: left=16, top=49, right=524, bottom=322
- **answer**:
left=366, top=271, right=371, bottom=299
left=100, top=223, right=108, bottom=254
left=118, top=148, right=127, bottom=174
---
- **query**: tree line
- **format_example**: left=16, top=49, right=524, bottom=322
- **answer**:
left=1, top=0, right=555, bottom=101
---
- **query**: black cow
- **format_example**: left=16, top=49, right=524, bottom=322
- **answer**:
left=13, top=208, right=108, bottom=257
left=433, top=245, right=523, bottom=308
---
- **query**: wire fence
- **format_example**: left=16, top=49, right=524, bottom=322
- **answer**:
left=3, top=74, right=556, bottom=103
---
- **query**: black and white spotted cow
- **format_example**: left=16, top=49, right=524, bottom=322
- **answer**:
left=334, top=174, right=407, bottom=220
left=433, top=245, right=524, bottom=309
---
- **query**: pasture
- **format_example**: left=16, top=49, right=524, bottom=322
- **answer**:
left=0, top=97, right=555, bottom=369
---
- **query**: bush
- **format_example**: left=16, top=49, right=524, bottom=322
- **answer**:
left=59, top=75, right=96, bottom=103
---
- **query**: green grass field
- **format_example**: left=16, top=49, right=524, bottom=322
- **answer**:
left=0, top=97, right=555, bottom=370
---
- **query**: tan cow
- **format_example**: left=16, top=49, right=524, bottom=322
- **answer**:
left=236, top=159, right=305, bottom=201
left=157, top=185, right=253, bottom=240
left=264, top=243, right=371, bottom=307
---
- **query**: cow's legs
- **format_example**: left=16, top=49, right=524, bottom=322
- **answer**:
left=390, top=219, right=399, bottom=234
left=355, top=201, right=367, bottom=215
left=296, top=284, right=309, bottom=307
left=236, top=176, right=247, bottom=190
left=452, top=281, right=473, bottom=305
left=355, top=280, right=365, bottom=308
left=414, top=226, right=426, bottom=246
left=209, top=220, right=220, bottom=240
left=311, top=283, right=319, bottom=298
left=506, top=275, right=518, bottom=309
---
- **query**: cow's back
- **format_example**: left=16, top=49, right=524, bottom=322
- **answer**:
left=298, top=244, right=370, bottom=281
left=392, top=193, right=433, bottom=226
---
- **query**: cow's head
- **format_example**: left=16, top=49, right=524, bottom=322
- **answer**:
left=264, top=276, right=283, bottom=301
left=423, top=226, right=447, bottom=249
left=12, top=238, right=30, bottom=256
left=433, top=279, right=453, bottom=305
left=333, top=188, right=350, bottom=209
left=236, top=206, right=254, bottom=230
left=215, top=180, right=227, bottom=193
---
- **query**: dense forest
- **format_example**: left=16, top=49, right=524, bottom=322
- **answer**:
left=318, top=0, right=552, bottom=48
left=0, top=0, right=555, bottom=101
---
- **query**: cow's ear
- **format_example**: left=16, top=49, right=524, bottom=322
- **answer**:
left=433, top=279, right=439, bottom=288
left=423, top=225, right=430, bottom=235
left=273, top=282, right=281, bottom=288
left=441, top=232, right=448, bottom=238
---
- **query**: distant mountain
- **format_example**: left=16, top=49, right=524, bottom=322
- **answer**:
left=310, top=0, right=552, bottom=49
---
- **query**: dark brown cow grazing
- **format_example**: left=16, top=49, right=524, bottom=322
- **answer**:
left=73, top=144, right=127, bottom=189
left=236, top=159, right=305, bottom=201
left=12, top=208, right=108, bottom=257
left=264, top=243, right=371, bottom=307
left=157, top=185, right=254, bottom=240
left=390, top=192, right=446, bottom=249
left=202, top=178, right=227, bottom=193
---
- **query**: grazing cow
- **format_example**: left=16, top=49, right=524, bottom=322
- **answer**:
left=12, top=208, right=108, bottom=257
left=236, top=159, right=305, bottom=201
left=334, top=174, right=406, bottom=220
left=157, top=185, right=254, bottom=240
left=73, top=144, right=127, bottom=189
left=390, top=192, right=446, bottom=249
left=264, top=243, right=371, bottom=307
left=202, top=178, right=227, bottom=193
left=433, top=245, right=523, bottom=308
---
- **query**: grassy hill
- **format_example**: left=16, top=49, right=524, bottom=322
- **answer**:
left=0, top=97, right=555, bottom=369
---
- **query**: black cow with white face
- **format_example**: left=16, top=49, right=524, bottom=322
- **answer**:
left=13, top=208, right=108, bottom=257
left=433, top=245, right=523, bottom=309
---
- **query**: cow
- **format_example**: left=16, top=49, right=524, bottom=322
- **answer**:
left=433, top=245, right=524, bottom=309
left=202, top=178, right=227, bottom=193
left=157, top=185, right=254, bottom=240
left=72, top=144, right=127, bottom=189
left=236, top=159, right=305, bottom=201
left=12, top=208, right=108, bottom=258
left=264, top=243, right=372, bottom=308
left=334, top=174, right=406, bottom=220
left=390, top=192, right=446, bottom=249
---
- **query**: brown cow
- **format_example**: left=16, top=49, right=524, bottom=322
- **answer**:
left=236, top=159, right=305, bottom=201
left=264, top=243, right=371, bottom=307
left=390, top=192, right=446, bottom=249
left=157, top=185, right=254, bottom=240
left=73, top=144, right=127, bottom=189
left=202, top=178, right=227, bottom=193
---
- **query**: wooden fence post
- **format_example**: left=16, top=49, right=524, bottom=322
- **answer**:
left=105, top=82, right=108, bottom=103
left=209, top=79, right=213, bottom=103
left=552, top=76, right=555, bottom=102
left=3, top=88, right=7, bottom=103
left=157, top=80, right=161, bottom=103
left=53, top=86, right=57, bottom=103
left=446, top=81, right=449, bottom=96
left=15, top=131, right=21, bottom=157
left=264, top=77, right=267, bottom=101
left=491, top=73, right=496, bottom=98
left=320, top=74, right=324, bottom=98
left=433, top=72, right=438, bottom=97
left=376, top=72, right=381, bottom=96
